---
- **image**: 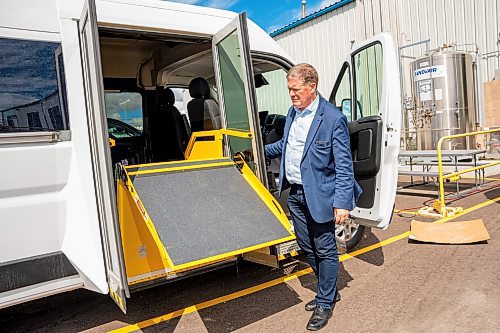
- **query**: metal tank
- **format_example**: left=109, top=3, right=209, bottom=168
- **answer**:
left=410, top=51, right=477, bottom=150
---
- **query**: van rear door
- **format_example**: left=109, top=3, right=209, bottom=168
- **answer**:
left=331, top=32, right=401, bottom=229
left=78, top=0, right=128, bottom=313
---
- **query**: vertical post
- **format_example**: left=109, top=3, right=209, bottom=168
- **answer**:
left=437, top=137, right=446, bottom=211
left=302, top=0, right=306, bottom=18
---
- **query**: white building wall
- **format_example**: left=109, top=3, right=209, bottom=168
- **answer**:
left=273, top=0, right=500, bottom=111
left=274, top=1, right=358, bottom=97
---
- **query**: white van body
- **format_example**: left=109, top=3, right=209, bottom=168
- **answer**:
left=0, top=0, right=401, bottom=312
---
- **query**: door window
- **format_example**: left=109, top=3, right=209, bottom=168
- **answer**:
left=0, top=37, right=69, bottom=133
left=331, top=64, right=352, bottom=121
left=215, top=29, right=254, bottom=163
left=255, top=68, right=290, bottom=117
left=353, top=43, right=383, bottom=119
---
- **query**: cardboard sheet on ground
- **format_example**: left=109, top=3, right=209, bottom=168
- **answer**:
left=410, top=219, right=490, bottom=244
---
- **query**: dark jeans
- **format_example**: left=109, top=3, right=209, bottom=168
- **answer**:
left=287, top=184, right=339, bottom=309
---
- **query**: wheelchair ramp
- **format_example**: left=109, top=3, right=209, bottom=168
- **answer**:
left=125, top=158, right=294, bottom=270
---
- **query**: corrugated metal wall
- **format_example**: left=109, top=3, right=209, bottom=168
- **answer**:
left=273, top=1, right=358, bottom=97
left=273, top=0, right=500, bottom=119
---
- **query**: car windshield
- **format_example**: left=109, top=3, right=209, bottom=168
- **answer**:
left=104, top=92, right=143, bottom=133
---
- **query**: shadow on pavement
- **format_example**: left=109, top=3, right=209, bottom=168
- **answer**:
left=196, top=282, right=302, bottom=333
left=0, top=261, right=312, bottom=333
left=0, top=227, right=388, bottom=332
left=484, top=186, right=500, bottom=204
left=352, top=228, right=385, bottom=267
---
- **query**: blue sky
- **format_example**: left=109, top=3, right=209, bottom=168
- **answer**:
left=167, top=0, right=340, bottom=33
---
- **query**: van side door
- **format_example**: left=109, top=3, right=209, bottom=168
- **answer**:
left=331, top=32, right=401, bottom=229
left=77, top=0, right=129, bottom=313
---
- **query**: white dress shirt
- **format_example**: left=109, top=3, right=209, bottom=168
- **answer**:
left=285, top=95, right=320, bottom=185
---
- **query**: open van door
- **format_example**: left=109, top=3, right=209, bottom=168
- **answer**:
left=78, top=0, right=128, bottom=313
left=212, top=13, right=267, bottom=186
left=330, top=32, right=401, bottom=230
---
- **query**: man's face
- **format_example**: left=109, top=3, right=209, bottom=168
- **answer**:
left=287, top=76, right=317, bottom=110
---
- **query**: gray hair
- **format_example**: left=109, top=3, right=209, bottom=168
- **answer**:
left=287, top=63, right=319, bottom=87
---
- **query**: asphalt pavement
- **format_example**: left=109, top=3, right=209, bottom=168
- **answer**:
left=1, top=177, right=499, bottom=332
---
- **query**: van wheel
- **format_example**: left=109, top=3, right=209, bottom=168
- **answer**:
left=335, top=222, right=365, bottom=253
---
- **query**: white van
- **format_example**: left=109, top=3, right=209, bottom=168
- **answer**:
left=0, top=0, right=401, bottom=313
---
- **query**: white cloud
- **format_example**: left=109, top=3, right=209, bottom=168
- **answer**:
left=165, top=0, right=240, bottom=10
left=266, top=1, right=339, bottom=33
left=308, top=0, right=337, bottom=14
left=266, top=7, right=302, bottom=33
left=164, top=0, right=201, bottom=4
left=266, top=24, right=282, bottom=33
left=203, top=0, right=240, bottom=9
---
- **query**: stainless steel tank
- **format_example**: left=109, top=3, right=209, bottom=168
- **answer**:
left=410, top=51, right=476, bottom=150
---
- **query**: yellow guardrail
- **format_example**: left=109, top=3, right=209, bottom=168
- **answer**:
left=184, top=129, right=253, bottom=160
left=433, top=128, right=500, bottom=217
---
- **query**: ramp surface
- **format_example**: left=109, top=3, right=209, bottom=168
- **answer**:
left=131, top=164, right=291, bottom=266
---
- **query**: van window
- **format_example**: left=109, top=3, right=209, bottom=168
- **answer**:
left=353, top=43, right=383, bottom=119
left=0, top=37, right=69, bottom=133
left=104, top=92, right=143, bottom=135
left=169, top=87, right=192, bottom=117
left=255, top=68, right=290, bottom=116
left=333, top=65, right=352, bottom=121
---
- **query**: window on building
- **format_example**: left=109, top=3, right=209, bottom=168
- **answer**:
left=0, top=37, right=70, bottom=132
left=6, top=115, right=18, bottom=128
left=48, top=106, right=63, bottom=129
left=27, top=112, right=42, bottom=129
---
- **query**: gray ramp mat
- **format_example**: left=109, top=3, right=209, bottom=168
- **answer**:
left=132, top=165, right=291, bottom=266
left=127, top=158, right=232, bottom=173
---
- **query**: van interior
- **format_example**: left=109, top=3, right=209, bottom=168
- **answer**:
left=99, top=28, right=289, bottom=182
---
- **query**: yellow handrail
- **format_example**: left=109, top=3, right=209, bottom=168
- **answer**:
left=436, top=128, right=500, bottom=216
left=184, top=129, right=253, bottom=160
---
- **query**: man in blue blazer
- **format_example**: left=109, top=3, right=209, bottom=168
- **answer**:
left=265, top=63, right=362, bottom=331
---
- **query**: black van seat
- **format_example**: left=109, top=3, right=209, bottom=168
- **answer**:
left=187, top=77, right=221, bottom=132
left=150, top=87, right=187, bottom=161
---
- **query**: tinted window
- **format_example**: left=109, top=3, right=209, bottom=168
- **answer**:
left=0, top=37, right=69, bottom=132
left=107, top=119, right=142, bottom=139
left=332, top=64, right=352, bottom=121
left=104, top=92, right=143, bottom=133
left=353, top=43, right=383, bottom=119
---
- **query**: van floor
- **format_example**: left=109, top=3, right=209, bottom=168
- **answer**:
left=1, top=175, right=500, bottom=332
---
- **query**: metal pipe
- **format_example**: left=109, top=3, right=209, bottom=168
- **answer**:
left=302, top=0, right=306, bottom=18
left=398, top=39, right=431, bottom=150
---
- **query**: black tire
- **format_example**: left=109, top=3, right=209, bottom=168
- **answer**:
left=336, top=224, right=365, bottom=252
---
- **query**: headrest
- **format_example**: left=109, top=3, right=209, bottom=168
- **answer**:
left=158, top=87, right=175, bottom=106
left=275, top=116, right=286, bottom=137
left=189, top=77, right=210, bottom=99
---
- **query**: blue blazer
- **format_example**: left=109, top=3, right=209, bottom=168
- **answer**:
left=265, top=95, right=362, bottom=223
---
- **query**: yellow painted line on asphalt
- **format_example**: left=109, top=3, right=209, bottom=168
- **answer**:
left=340, top=231, right=412, bottom=260
left=109, top=196, right=500, bottom=333
left=437, top=195, right=500, bottom=224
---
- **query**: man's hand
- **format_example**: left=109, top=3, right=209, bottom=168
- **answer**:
left=241, top=149, right=253, bottom=162
left=334, top=208, right=350, bottom=224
